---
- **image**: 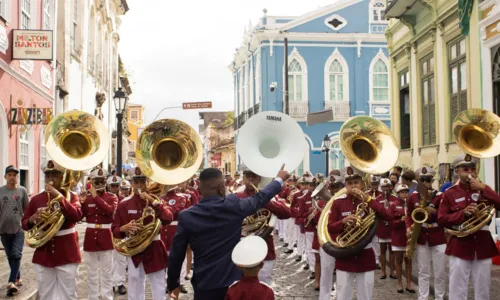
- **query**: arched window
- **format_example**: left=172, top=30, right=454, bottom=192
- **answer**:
left=372, top=59, right=389, bottom=101
left=329, top=141, right=345, bottom=171
left=328, top=60, right=344, bottom=101
left=371, top=1, right=386, bottom=22
left=288, top=59, right=303, bottom=101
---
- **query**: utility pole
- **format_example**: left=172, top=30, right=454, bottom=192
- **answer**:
left=284, top=37, right=289, bottom=115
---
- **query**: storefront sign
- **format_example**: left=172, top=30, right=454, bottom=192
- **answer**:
left=12, top=30, right=53, bottom=60
left=0, top=25, right=8, bottom=55
left=10, top=107, right=54, bottom=125
left=182, top=101, right=212, bottom=109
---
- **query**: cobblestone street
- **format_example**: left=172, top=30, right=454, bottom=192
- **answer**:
left=1, top=223, right=499, bottom=299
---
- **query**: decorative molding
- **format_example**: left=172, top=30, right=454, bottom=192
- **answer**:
left=430, top=27, right=437, bottom=42
left=481, top=28, right=487, bottom=41
left=357, top=40, right=362, bottom=58
left=324, top=14, right=347, bottom=31
left=404, top=44, right=412, bottom=60
left=438, top=22, right=445, bottom=36
left=269, top=39, right=274, bottom=56
left=324, top=48, right=349, bottom=105
left=411, top=41, right=418, bottom=54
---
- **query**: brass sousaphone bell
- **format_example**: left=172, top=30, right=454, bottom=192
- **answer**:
left=317, top=116, right=399, bottom=258
left=26, top=111, right=108, bottom=248
left=113, top=119, right=203, bottom=256
left=447, top=108, right=500, bottom=237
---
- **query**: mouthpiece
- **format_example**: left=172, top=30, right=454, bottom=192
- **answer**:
left=468, top=174, right=472, bottom=180
left=48, top=181, right=54, bottom=185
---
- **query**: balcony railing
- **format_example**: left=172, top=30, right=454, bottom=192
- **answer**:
left=283, top=101, right=308, bottom=120
left=237, top=112, right=247, bottom=128
left=324, top=101, right=350, bottom=121
left=247, top=107, right=254, bottom=119
left=253, top=103, right=261, bottom=115
left=234, top=117, right=238, bottom=130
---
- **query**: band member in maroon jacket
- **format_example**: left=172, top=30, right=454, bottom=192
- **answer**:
left=375, top=178, right=396, bottom=280
left=298, top=176, right=317, bottom=277
left=106, top=175, right=122, bottom=197
left=113, top=179, right=130, bottom=294
left=81, top=168, right=118, bottom=300
left=389, top=184, right=414, bottom=294
left=327, top=167, right=390, bottom=300
left=407, top=167, right=446, bottom=300
left=21, top=160, right=83, bottom=300
left=310, top=197, right=325, bottom=291
left=438, top=154, right=500, bottom=300
left=282, top=176, right=298, bottom=250
left=366, top=175, right=382, bottom=199
left=293, top=177, right=308, bottom=262
left=226, top=236, right=274, bottom=300
left=112, top=167, right=174, bottom=300
left=236, top=168, right=290, bottom=284
left=162, top=186, right=190, bottom=293
left=179, top=180, right=199, bottom=206
left=285, top=178, right=302, bottom=255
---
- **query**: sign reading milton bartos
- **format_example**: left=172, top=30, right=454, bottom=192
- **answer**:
left=13, top=30, right=53, bottom=60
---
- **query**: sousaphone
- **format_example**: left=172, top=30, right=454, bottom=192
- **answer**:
left=113, top=119, right=203, bottom=256
left=317, top=116, right=399, bottom=258
left=236, top=111, right=305, bottom=238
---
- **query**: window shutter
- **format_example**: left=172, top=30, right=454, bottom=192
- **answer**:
left=430, top=100, right=436, bottom=145
left=2, top=0, right=12, bottom=23
left=459, top=89, right=468, bottom=114
left=450, top=94, right=459, bottom=126
left=422, top=102, right=429, bottom=145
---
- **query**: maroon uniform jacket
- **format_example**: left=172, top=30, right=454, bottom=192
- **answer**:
left=367, top=189, right=382, bottom=199
left=22, top=191, right=83, bottom=268
left=388, top=198, right=407, bottom=248
left=183, top=189, right=199, bottom=206
left=236, top=187, right=291, bottom=260
left=438, top=182, right=500, bottom=260
left=82, top=192, right=118, bottom=252
left=161, top=190, right=190, bottom=251
left=312, top=199, right=325, bottom=250
left=375, top=194, right=397, bottom=240
left=291, top=190, right=306, bottom=225
left=406, top=190, right=446, bottom=246
left=118, top=194, right=125, bottom=203
left=327, top=194, right=389, bottom=273
left=224, top=276, right=274, bottom=300
left=112, top=194, right=173, bottom=273
left=298, top=190, right=315, bottom=232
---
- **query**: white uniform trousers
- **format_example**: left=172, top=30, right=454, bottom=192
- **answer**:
left=277, top=219, right=285, bottom=239
left=258, top=260, right=275, bottom=285
left=449, top=255, right=492, bottom=300
left=84, top=250, right=114, bottom=300
left=297, top=228, right=306, bottom=257
left=319, top=248, right=336, bottom=300
left=128, top=260, right=166, bottom=300
left=305, top=232, right=316, bottom=270
left=417, top=244, right=446, bottom=300
left=285, top=218, right=297, bottom=249
left=372, top=236, right=380, bottom=264
left=336, top=270, right=374, bottom=300
left=113, top=249, right=127, bottom=286
left=34, top=263, right=79, bottom=300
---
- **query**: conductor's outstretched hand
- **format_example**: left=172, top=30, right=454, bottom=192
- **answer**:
left=276, top=164, right=291, bottom=181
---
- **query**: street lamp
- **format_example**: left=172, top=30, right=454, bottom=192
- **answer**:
left=113, top=87, right=128, bottom=177
left=321, top=135, right=331, bottom=176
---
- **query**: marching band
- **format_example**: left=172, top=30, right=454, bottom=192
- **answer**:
left=5, top=108, right=500, bottom=300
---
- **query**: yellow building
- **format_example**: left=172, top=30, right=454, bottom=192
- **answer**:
left=478, top=1, right=500, bottom=191
left=385, top=0, right=481, bottom=183
left=126, top=103, right=145, bottom=163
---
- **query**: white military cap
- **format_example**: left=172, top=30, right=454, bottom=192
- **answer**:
left=130, top=166, right=146, bottom=178
left=232, top=236, right=268, bottom=268
left=303, top=176, right=314, bottom=183
left=452, top=153, right=480, bottom=169
left=303, top=171, right=312, bottom=177
left=107, top=175, right=123, bottom=185
left=41, top=160, right=64, bottom=174
left=316, top=173, right=325, bottom=178
left=120, top=180, right=131, bottom=189
left=344, top=166, right=362, bottom=181
left=370, top=175, right=380, bottom=183
left=89, top=168, right=107, bottom=180
left=396, top=184, right=410, bottom=193
left=380, top=178, right=392, bottom=187
left=297, top=176, right=306, bottom=183
left=416, top=167, right=436, bottom=178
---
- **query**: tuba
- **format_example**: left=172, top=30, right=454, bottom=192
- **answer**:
left=26, top=111, right=106, bottom=248
left=317, top=116, right=399, bottom=258
left=446, top=108, right=500, bottom=237
left=236, top=111, right=305, bottom=238
left=113, top=119, right=203, bottom=256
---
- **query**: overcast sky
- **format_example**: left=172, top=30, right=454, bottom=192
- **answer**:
left=119, top=0, right=334, bottom=132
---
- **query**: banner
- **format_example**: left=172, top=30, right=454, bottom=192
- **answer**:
left=306, top=109, right=334, bottom=126
left=12, top=30, right=53, bottom=60
left=10, top=107, right=53, bottom=125
left=458, top=0, right=474, bottom=36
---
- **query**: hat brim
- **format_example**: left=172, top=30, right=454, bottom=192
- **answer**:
left=44, top=169, right=63, bottom=174
left=5, top=169, right=19, bottom=175
left=345, top=174, right=362, bottom=181
left=456, top=162, right=477, bottom=168
left=397, top=188, right=409, bottom=193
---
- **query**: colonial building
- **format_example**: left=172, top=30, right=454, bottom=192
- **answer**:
left=126, top=101, right=144, bottom=164
left=385, top=0, right=481, bottom=183
left=56, top=0, right=129, bottom=171
left=478, top=0, right=500, bottom=191
left=229, top=0, right=390, bottom=175
left=0, top=0, right=57, bottom=193
left=199, top=112, right=236, bottom=175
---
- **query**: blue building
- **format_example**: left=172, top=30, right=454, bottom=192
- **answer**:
left=229, top=0, right=390, bottom=176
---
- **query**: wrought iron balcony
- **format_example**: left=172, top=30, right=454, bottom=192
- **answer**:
left=247, top=107, right=254, bottom=119
left=253, top=103, right=261, bottom=115
left=283, top=101, right=309, bottom=121
left=385, top=0, right=427, bottom=20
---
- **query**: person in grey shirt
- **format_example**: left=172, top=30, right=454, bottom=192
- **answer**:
left=0, top=165, right=29, bottom=297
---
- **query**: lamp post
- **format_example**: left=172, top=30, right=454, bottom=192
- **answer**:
left=322, top=135, right=332, bottom=176
left=113, top=87, right=128, bottom=177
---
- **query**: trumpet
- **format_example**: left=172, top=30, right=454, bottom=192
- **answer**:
left=305, top=198, right=322, bottom=228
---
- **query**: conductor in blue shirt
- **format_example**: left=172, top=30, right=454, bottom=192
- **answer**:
left=167, top=165, right=290, bottom=299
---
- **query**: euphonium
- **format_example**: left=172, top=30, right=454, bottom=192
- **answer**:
left=113, top=119, right=203, bottom=256
left=318, top=116, right=399, bottom=258
left=241, top=183, right=276, bottom=238
left=25, top=170, right=79, bottom=248
left=450, top=109, right=500, bottom=237
left=405, top=183, right=431, bottom=258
